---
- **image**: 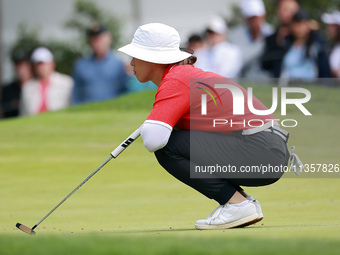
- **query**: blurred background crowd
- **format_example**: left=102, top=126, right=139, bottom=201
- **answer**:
left=0, top=0, right=339, bottom=119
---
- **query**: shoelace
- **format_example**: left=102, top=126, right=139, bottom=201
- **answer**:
left=205, top=205, right=224, bottom=223
left=289, top=146, right=304, bottom=176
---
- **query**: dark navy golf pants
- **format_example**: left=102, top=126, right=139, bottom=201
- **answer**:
left=154, top=130, right=290, bottom=205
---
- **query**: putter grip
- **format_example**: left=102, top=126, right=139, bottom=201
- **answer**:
left=110, top=127, right=141, bottom=158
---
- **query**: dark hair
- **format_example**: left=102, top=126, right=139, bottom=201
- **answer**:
left=177, top=48, right=197, bottom=65
left=329, top=24, right=340, bottom=52
left=188, top=34, right=203, bottom=44
left=291, top=8, right=313, bottom=59
left=335, top=25, right=340, bottom=43
left=177, top=55, right=197, bottom=65
left=87, top=23, right=108, bottom=37
left=11, top=50, right=30, bottom=63
left=292, top=8, right=310, bottom=22
left=304, top=33, right=314, bottom=59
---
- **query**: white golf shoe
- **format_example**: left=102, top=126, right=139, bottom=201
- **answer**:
left=235, top=198, right=264, bottom=228
left=252, top=199, right=264, bottom=221
left=246, top=196, right=264, bottom=222
left=195, top=201, right=258, bottom=230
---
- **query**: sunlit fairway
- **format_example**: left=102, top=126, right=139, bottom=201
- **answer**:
left=1, top=87, right=339, bottom=255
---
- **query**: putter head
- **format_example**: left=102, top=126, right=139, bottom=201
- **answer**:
left=16, top=223, right=36, bottom=235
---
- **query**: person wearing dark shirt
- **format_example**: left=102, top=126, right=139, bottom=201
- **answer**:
left=1, top=51, right=32, bottom=119
left=322, top=10, right=340, bottom=79
left=261, top=0, right=299, bottom=78
left=263, top=8, right=332, bottom=82
left=280, top=9, right=332, bottom=81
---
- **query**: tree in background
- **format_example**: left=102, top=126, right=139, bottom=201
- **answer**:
left=9, top=0, right=122, bottom=76
left=227, top=0, right=340, bottom=29
left=64, top=0, right=122, bottom=50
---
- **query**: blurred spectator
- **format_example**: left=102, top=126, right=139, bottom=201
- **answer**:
left=20, top=47, right=73, bottom=116
left=194, top=16, right=243, bottom=78
left=322, top=11, right=340, bottom=78
left=261, top=0, right=299, bottom=77
left=280, top=9, right=332, bottom=82
left=72, top=23, right=128, bottom=104
left=1, top=50, right=32, bottom=119
left=186, top=33, right=204, bottom=53
left=229, top=0, right=273, bottom=78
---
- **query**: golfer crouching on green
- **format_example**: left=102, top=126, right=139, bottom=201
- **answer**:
left=118, top=23, right=301, bottom=230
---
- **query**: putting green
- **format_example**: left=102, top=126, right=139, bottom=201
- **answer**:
left=0, top=87, right=339, bottom=255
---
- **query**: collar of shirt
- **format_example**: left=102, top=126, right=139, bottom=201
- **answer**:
left=160, top=64, right=177, bottom=81
left=90, top=51, right=112, bottom=61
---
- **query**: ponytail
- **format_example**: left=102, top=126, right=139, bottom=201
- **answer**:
left=177, top=48, right=197, bottom=65
left=177, top=55, right=197, bottom=65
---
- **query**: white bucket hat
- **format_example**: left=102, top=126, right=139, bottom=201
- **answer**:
left=118, top=23, right=192, bottom=64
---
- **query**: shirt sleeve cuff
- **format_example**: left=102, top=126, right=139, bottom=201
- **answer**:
left=144, top=120, right=173, bottom=131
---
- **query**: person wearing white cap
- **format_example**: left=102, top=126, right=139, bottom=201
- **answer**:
left=0, top=50, right=32, bottom=119
left=194, top=16, right=243, bottom=78
left=118, top=23, right=296, bottom=230
left=322, top=10, right=340, bottom=78
left=20, top=47, right=74, bottom=116
left=229, top=0, right=273, bottom=78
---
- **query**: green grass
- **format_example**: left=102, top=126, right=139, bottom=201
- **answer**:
left=1, top=87, right=340, bottom=255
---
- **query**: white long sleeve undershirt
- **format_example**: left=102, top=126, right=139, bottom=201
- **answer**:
left=140, top=121, right=173, bottom=152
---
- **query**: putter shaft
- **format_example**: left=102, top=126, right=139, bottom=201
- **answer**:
left=33, top=155, right=113, bottom=229
left=17, top=127, right=141, bottom=234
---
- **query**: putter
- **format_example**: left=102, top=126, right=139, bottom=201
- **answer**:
left=16, top=127, right=141, bottom=235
